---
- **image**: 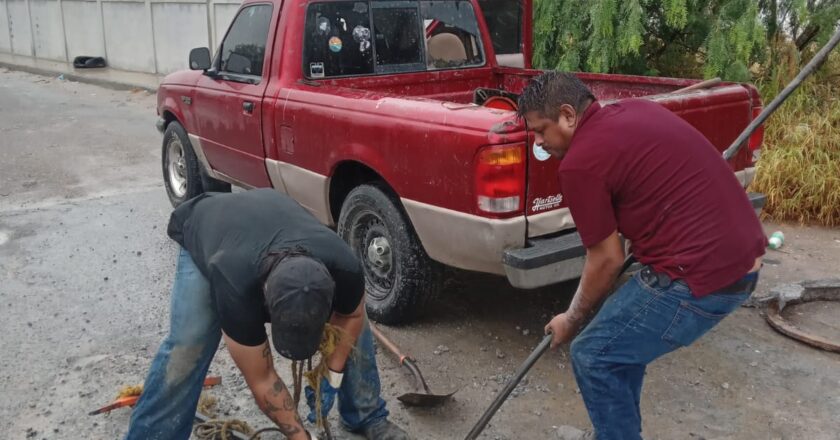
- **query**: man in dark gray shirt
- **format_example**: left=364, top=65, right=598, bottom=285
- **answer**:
left=125, top=189, right=409, bottom=440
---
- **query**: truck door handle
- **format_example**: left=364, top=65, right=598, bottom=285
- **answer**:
left=242, top=101, right=255, bottom=113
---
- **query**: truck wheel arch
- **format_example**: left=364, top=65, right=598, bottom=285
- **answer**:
left=161, top=109, right=179, bottom=131
left=329, top=161, right=398, bottom=222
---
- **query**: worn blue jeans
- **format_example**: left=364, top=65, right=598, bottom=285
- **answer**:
left=125, top=248, right=388, bottom=439
left=570, top=268, right=757, bottom=440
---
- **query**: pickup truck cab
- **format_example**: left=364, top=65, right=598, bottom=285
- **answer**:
left=156, top=0, right=766, bottom=324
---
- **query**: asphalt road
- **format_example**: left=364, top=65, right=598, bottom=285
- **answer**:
left=2, top=67, right=840, bottom=440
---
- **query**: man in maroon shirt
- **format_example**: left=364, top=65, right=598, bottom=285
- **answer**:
left=517, top=72, right=765, bottom=439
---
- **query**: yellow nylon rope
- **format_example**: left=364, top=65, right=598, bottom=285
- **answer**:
left=293, top=323, right=348, bottom=432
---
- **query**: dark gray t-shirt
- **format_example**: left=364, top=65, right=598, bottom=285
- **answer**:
left=167, top=189, right=364, bottom=346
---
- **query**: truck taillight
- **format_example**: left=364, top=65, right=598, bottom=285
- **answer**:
left=475, top=144, right=525, bottom=214
left=748, top=107, right=764, bottom=164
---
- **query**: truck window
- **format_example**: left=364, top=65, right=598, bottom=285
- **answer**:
left=421, top=1, right=485, bottom=70
left=303, top=0, right=484, bottom=78
left=477, top=0, right=522, bottom=55
left=303, top=2, right=375, bottom=78
left=372, top=3, right=425, bottom=72
left=218, top=4, right=273, bottom=80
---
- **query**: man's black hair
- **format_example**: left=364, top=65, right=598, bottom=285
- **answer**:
left=516, top=71, right=596, bottom=120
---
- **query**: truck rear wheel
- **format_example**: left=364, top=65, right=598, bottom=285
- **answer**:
left=337, top=184, right=443, bottom=325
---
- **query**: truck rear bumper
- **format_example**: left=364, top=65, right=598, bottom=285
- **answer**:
left=502, top=192, right=768, bottom=289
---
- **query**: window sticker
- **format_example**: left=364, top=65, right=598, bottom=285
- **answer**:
left=353, top=25, right=371, bottom=53
left=316, top=17, right=331, bottom=35
left=310, top=62, right=325, bottom=78
left=329, top=37, right=343, bottom=53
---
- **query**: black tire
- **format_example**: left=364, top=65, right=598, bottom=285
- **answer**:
left=337, top=183, right=444, bottom=325
left=162, top=122, right=204, bottom=207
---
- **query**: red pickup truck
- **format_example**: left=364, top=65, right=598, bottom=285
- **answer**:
left=155, top=0, right=766, bottom=324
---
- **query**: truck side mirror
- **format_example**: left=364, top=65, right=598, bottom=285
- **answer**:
left=189, top=47, right=212, bottom=71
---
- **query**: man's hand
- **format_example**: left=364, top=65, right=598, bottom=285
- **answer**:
left=544, top=312, right=585, bottom=349
left=544, top=231, right=624, bottom=350
left=305, top=376, right=339, bottom=424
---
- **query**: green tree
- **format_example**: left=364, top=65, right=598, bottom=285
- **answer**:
left=533, top=0, right=840, bottom=82
left=533, top=0, right=766, bottom=81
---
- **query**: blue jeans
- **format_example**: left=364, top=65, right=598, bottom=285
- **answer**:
left=125, top=248, right=388, bottom=439
left=570, top=268, right=757, bottom=440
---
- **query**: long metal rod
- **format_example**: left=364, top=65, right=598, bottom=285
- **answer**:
left=464, top=257, right=637, bottom=439
left=723, top=25, right=840, bottom=161
left=463, top=334, right=552, bottom=440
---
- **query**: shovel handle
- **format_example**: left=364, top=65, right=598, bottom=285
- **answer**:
left=370, top=323, right=412, bottom=364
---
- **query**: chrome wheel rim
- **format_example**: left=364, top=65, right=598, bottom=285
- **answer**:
left=167, top=138, right=187, bottom=198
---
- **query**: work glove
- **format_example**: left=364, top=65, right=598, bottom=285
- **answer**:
left=304, top=370, right=343, bottom=425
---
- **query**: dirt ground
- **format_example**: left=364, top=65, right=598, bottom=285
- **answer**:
left=1, top=68, right=839, bottom=440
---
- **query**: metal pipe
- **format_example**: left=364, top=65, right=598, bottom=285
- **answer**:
left=463, top=256, right=636, bottom=440
left=723, top=25, right=840, bottom=161
left=464, top=334, right=552, bottom=440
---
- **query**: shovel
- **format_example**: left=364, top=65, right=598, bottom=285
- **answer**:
left=370, top=323, right=457, bottom=407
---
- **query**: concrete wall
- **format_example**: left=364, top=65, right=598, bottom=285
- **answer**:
left=0, top=0, right=242, bottom=75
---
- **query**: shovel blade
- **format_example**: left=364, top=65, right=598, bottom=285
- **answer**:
left=397, top=390, right=456, bottom=407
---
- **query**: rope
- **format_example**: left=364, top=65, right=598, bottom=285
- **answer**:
left=197, top=393, right=219, bottom=417
left=193, top=418, right=255, bottom=440
left=192, top=324, right=348, bottom=440
left=304, top=324, right=348, bottom=430
left=116, top=384, right=143, bottom=399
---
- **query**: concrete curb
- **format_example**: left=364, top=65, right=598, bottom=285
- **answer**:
left=0, top=62, right=159, bottom=93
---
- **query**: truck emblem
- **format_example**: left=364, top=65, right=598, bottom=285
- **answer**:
left=533, top=142, right=551, bottom=161
left=532, top=194, right=563, bottom=212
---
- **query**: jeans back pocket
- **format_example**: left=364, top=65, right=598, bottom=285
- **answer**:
left=662, top=293, right=748, bottom=347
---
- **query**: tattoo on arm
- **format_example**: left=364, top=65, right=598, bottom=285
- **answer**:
left=259, top=379, right=304, bottom=437
left=271, top=379, right=287, bottom=396
left=262, top=344, right=272, bottom=370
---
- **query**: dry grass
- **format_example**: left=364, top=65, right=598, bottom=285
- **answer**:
left=752, top=62, right=840, bottom=226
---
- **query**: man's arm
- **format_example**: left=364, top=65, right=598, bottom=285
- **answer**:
left=545, top=230, right=625, bottom=348
left=326, top=299, right=365, bottom=373
left=225, top=335, right=311, bottom=440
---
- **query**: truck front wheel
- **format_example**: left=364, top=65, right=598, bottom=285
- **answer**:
left=162, top=122, right=204, bottom=207
left=338, top=184, right=443, bottom=325
left=161, top=122, right=230, bottom=207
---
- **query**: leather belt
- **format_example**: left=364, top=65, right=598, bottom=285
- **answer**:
left=639, top=266, right=758, bottom=294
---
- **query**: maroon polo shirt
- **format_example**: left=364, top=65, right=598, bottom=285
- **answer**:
left=559, top=99, right=766, bottom=296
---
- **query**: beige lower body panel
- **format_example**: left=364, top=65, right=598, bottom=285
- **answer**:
left=527, top=207, right=575, bottom=238
left=266, top=159, right=333, bottom=225
left=401, top=199, right=525, bottom=275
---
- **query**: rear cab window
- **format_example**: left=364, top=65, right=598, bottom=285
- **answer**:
left=303, top=0, right=484, bottom=78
